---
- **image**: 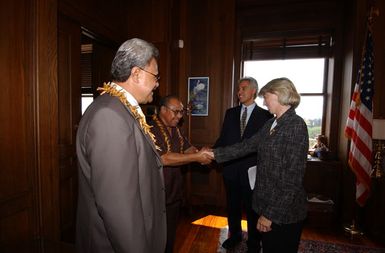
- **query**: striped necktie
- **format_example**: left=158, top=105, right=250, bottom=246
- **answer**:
left=240, top=107, right=247, bottom=137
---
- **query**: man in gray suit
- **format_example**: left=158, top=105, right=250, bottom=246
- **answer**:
left=76, top=38, right=166, bottom=253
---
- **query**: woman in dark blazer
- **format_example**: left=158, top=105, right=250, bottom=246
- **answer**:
left=213, top=77, right=309, bottom=253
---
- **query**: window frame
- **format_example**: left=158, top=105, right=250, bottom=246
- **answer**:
left=240, top=32, right=334, bottom=146
left=243, top=58, right=329, bottom=146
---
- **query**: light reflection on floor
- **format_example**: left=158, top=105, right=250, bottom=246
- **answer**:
left=191, top=215, right=248, bottom=230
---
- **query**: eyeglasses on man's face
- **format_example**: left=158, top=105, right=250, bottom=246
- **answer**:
left=166, top=106, right=185, bottom=115
left=137, top=66, right=160, bottom=82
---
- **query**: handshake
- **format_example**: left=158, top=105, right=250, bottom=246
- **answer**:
left=194, top=147, right=215, bottom=165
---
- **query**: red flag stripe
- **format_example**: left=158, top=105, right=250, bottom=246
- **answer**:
left=348, top=154, right=372, bottom=185
left=349, top=148, right=372, bottom=177
left=348, top=145, right=372, bottom=176
left=353, top=107, right=373, bottom=137
left=356, top=183, right=370, bottom=207
left=345, top=83, right=360, bottom=139
left=349, top=130, right=372, bottom=160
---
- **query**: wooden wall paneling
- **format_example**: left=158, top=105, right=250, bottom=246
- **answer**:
left=59, top=0, right=128, bottom=43
left=126, top=0, right=153, bottom=40
left=339, top=0, right=366, bottom=225
left=125, top=0, right=173, bottom=100
left=372, top=0, right=385, bottom=118
left=336, top=0, right=357, bottom=228
left=211, top=0, right=236, bottom=208
left=170, top=0, right=195, bottom=208
left=232, top=18, right=242, bottom=108
left=1, top=0, right=62, bottom=244
left=325, top=2, right=345, bottom=158
left=153, top=42, right=171, bottom=101
left=187, top=0, right=236, bottom=147
left=364, top=175, right=385, bottom=243
left=170, top=0, right=184, bottom=101
left=184, top=0, right=236, bottom=207
left=238, top=1, right=339, bottom=38
left=367, top=177, right=385, bottom=243
left=0, top=193, right=34, bottom=244
left=0, top=208, right=31, bottom=244
left=150, top=0, right=171, bottom=43
left=0, top=0, right=40, bottom=245
left=126, top=0, right=171, bottom=43
left=58, top=14, right=81, bottom=243
left=338, top=0, right=363, bottom=225
left=186, top=0, right=213, bottom=207
left=33, top=0, right=60, bottom=241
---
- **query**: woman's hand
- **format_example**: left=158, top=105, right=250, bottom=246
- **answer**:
left=257, top=215, right=272, bottom=232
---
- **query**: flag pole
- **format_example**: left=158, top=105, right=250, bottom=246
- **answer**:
left=343, top=208, right=364, bottom=238
left=343, top=5, right=379, bottom=238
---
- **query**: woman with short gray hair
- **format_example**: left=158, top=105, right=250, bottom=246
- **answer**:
left=213, top=77, right=308, bottom=253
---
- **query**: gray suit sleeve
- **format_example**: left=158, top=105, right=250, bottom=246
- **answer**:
left=86, top=106, right=148, bottom=252
left=214, top=131, right=261, bottom=163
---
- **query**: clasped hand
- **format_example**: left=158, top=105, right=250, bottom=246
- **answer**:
left=195, top=147, right=214, bottom=165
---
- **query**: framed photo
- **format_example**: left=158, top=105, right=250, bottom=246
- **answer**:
left=188, top=77, right=209, bottom=116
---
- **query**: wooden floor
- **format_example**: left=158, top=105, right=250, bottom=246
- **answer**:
left=2, top=205, right=382, bottom=253
left=174, top=205, right=384, bottom=253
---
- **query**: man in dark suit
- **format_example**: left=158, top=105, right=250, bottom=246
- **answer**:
left=214, top=77, right=272, bottom=252
left=76, top=38, right=166, bottom=253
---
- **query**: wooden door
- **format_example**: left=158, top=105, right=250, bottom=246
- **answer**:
left=58, top=14, right=81, bottom=243
left=0, top=0, right=37, bottom=245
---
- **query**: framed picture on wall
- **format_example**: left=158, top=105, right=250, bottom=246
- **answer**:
left=188, top=77, right=209, bottom=116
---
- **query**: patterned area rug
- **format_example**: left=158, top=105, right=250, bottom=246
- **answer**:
left=217, top=228, right=385, bottom=253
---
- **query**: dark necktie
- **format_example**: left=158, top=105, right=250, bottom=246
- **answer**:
left=240, top=107, right=247, bottom=137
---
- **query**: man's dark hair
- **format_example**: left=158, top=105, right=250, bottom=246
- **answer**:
left=159, top=95, right=179, bottom=109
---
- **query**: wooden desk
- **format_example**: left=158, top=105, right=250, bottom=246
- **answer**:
left=304, top=158, right=342, bottom=228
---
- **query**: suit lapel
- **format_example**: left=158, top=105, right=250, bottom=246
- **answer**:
left=123, top=105, right=162, bottom=161
left=236, top=106, right=242, bottom=136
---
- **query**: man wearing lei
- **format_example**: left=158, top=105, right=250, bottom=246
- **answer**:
left=76, top=38, right=166, bottom=253
left=149, top=95, right=212, bottom=253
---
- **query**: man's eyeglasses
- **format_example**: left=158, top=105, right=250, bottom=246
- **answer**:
left=137, top=66, right=160, bottom=82
left=166, top=106, right=185, bottom=115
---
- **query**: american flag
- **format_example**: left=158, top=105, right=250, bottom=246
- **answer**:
left=345, top=30, right=374, bottom=207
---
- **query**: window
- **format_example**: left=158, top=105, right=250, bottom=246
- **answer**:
left=244, top=59, right=326, bottom=147
left=81, top=92, right=93, bottom=114
left=241, top=32, right=333, bottom=147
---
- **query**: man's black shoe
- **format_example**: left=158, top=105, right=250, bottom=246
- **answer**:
left=222, top=236, right=242, bottom=249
